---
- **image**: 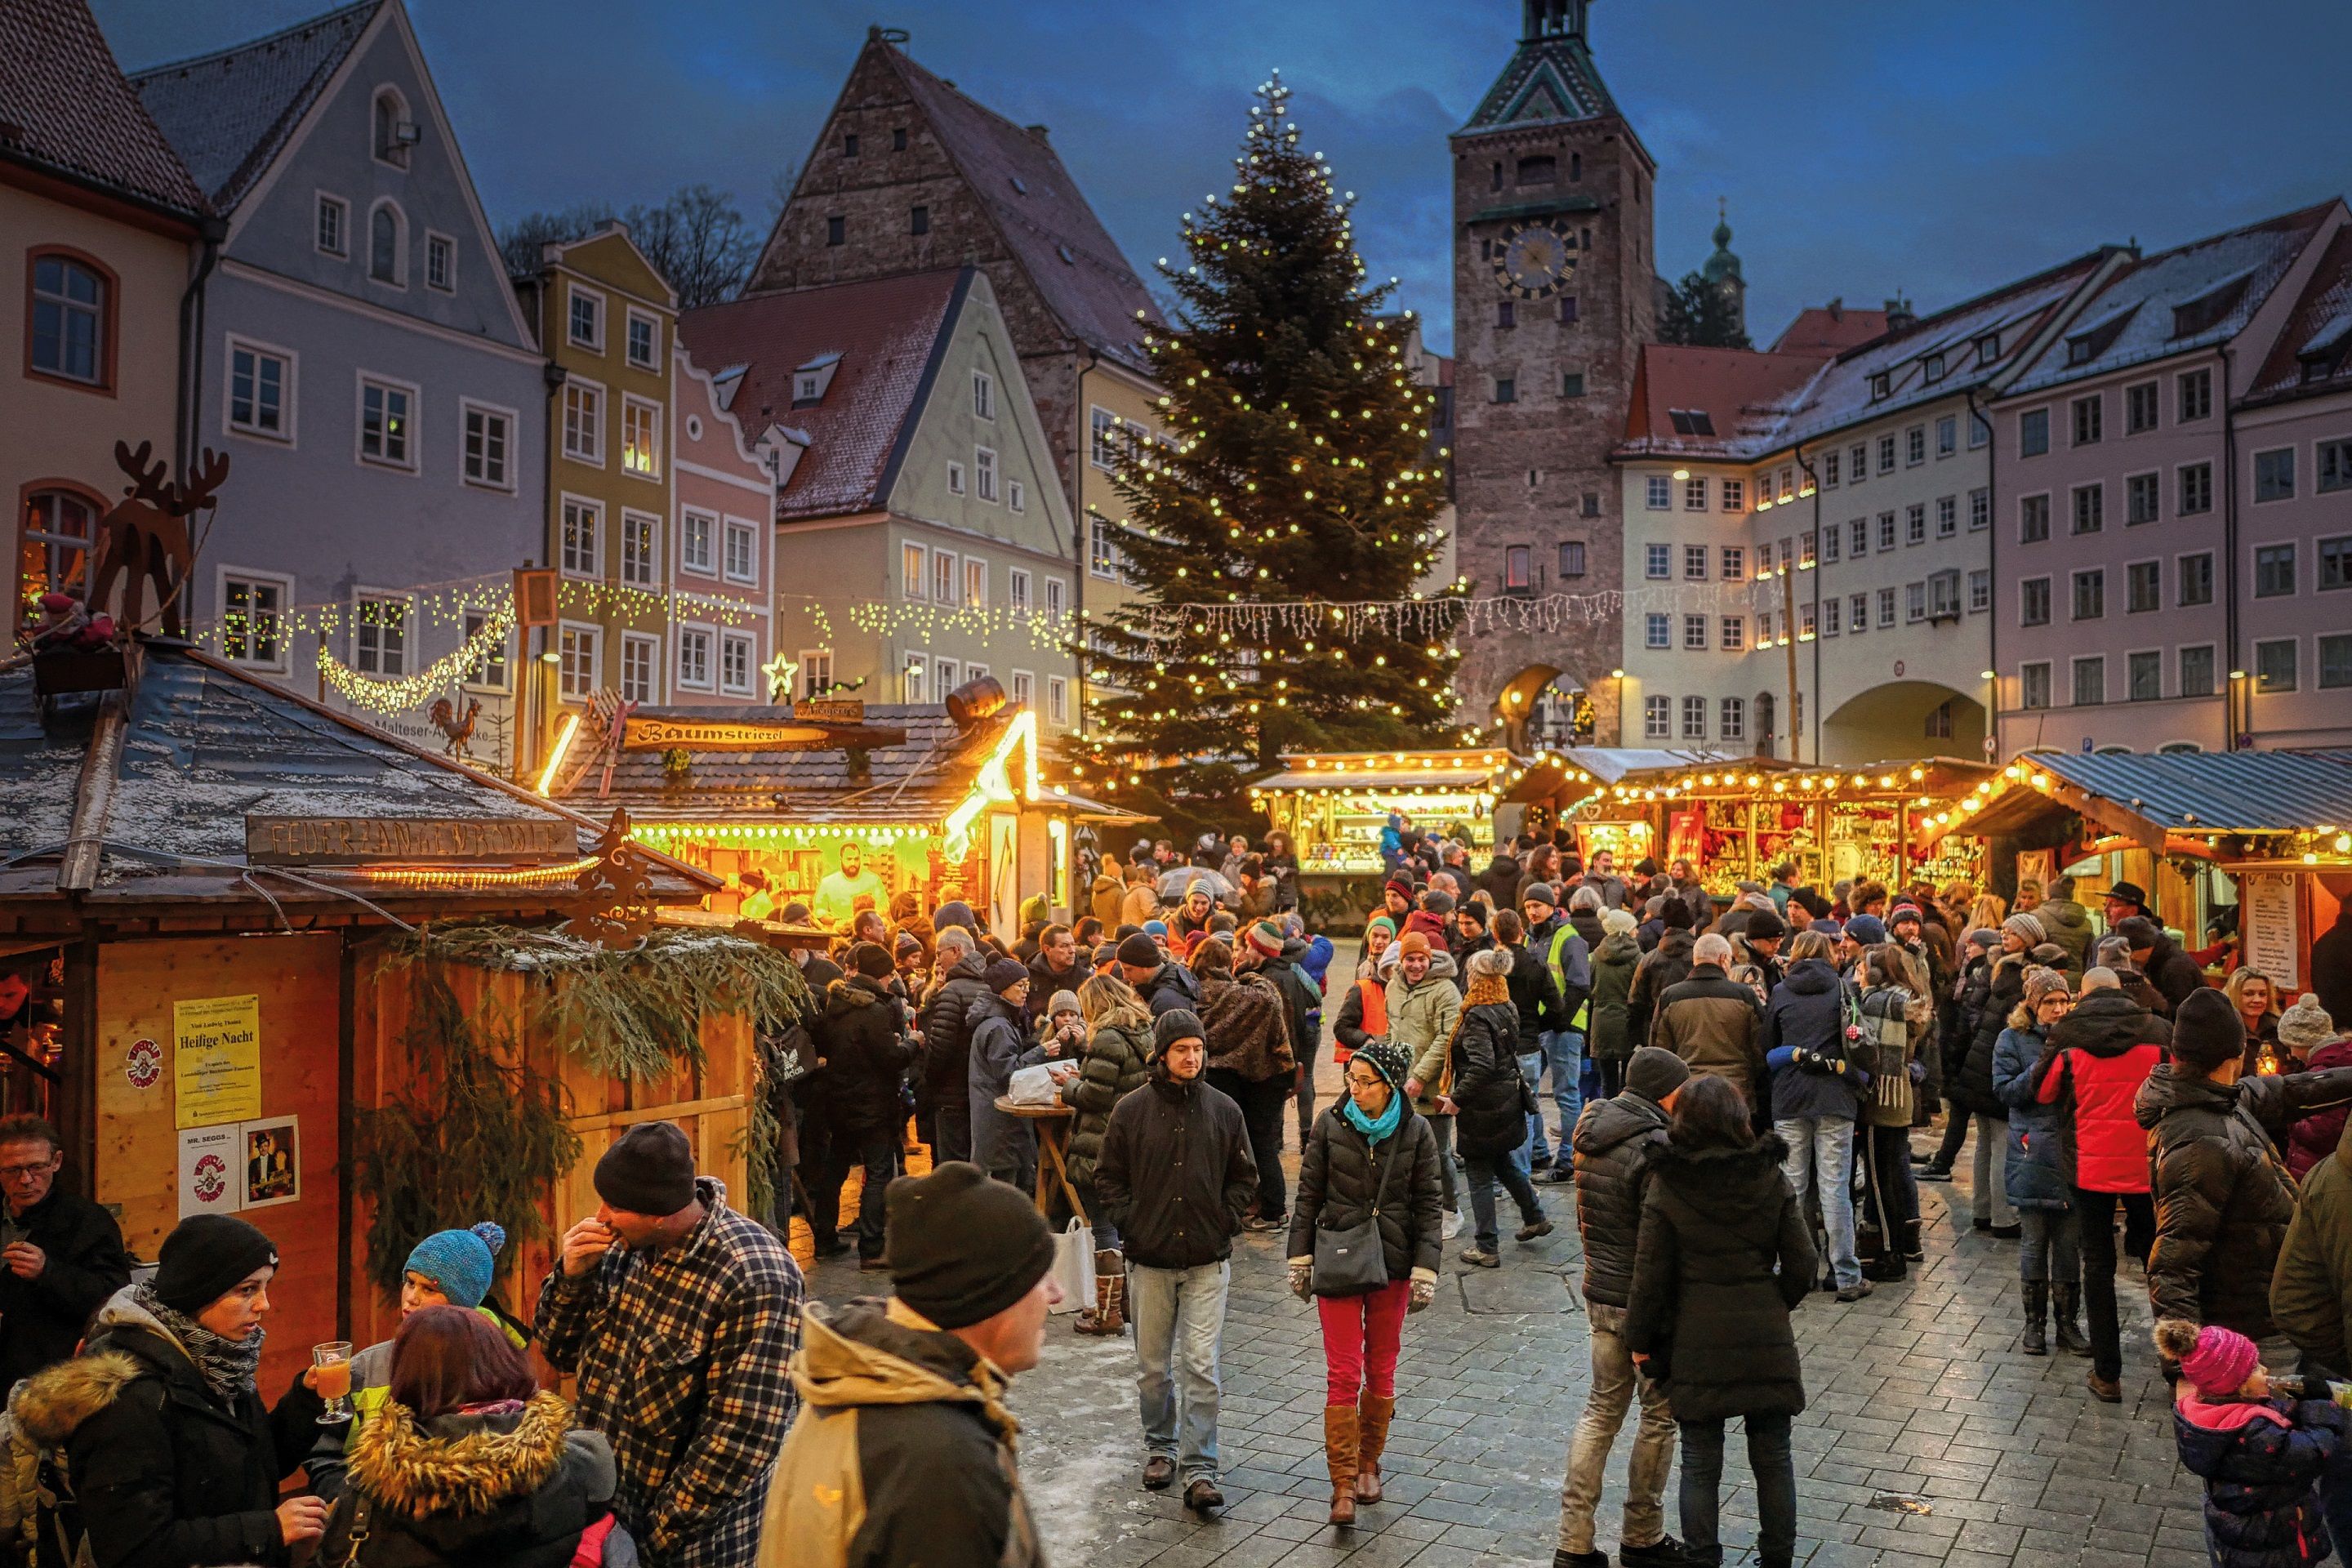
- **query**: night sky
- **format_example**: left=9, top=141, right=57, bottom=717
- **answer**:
left=96, top=0, right=2352, bottom=354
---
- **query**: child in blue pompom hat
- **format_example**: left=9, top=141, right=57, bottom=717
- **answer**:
left=304, top=1221, right=517, bottom=1496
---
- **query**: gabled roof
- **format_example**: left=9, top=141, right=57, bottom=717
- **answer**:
left=2247, top=226, right=2352, bottom=403
left=1919, top=749, right=2352, bottom=852
left=1770, top=302, right=1890, bottom=359
left=1618, top=345, right=1822, bottom=460
left=2004, top=202, right=2339, bottom=398
left=678, top=270, right=967, bottom=523
left=882, top=41, right=1160, bottom=369
left=1458, top=29, right=1622, bottom=134
left=129, top=0, right=376, bottom=211
left=0, top=0, right=205, bottom=217
left=568, top=704, right=1013, bottom=826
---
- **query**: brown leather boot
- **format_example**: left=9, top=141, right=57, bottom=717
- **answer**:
left=1325, top=1404, right=1360, bottom=1525
left=1074, top=1251, right=1125, bottom=1335
left=1354, top=1392, right=1395, bottom=1502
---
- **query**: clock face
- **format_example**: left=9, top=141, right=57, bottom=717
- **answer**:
left=1495, top=220, right=1577, bottom=299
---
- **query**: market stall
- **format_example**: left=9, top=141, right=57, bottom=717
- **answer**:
left=1248, top=749, right=1512, bottom=920
left=1913, top=749, right=2352, bottom=996
left=0, top=638, right=749, bottom=1392
left=1495, top=747, right=1764, bottom=866
left=564, top=685, right=1134, bottom=938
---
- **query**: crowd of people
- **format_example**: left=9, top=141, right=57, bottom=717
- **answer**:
left=5, top=818, right=2352, bottom=1568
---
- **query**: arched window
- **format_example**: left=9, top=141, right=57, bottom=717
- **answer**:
left=26, top=250, right=111, bottom=388
left=372, top=89, right=410, bottom=167
left=19, top=487, right=100, bottom=613
left=370, top=202, right=403, bottom=284
left=1753, top=691, right=1777, bottom=759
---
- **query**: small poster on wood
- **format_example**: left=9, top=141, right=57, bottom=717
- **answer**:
left=176, top=1125, right=241, bottom=1218
left=173, top=994, right=261, bottom=1129
left=241, top=1116, right=299, bottom=1209
left=2243, top=875, right=2302, bottom=992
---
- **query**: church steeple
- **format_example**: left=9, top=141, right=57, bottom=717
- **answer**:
left=1521, top=0, right=1590, bottom=41
left=1467, top=0, right=1617, bottom=130
left=1701, top=198, right=1742, bottom=285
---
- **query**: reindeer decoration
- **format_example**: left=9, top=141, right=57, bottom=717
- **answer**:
left=429, top=697, right=482, bottom=760
left=87, top=441, right=225, bottom=639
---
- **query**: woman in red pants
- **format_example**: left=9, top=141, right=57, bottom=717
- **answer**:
left=1288, top=1038, right=1445, bottom=1526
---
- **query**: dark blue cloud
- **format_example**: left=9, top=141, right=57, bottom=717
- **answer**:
left=98, top=0, right=2352, bottom=354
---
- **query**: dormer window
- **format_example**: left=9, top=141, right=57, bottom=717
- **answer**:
left=2067, top=336, right=2095, bottom=365
left=2172, top=269, right=2254, bottom=340
left=793, top=353, right=841, bottom=407
left=1869, top=372, right=1891, bottom=401
left=372, top=89, right=414, bottom=168
left=1922, top=352, right=1945, bottom=383
left=1975, top=332, right=2000, bottom=360
left=2066, top=302, right=2139, bottom=366
left=1665, top=408, right=1715, bottom=436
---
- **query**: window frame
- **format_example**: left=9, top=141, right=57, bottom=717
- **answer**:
left=354, top=370, right=420, bottom=473
left=424, top=230, right=456, bottom=293
left=674, top=621, right=716, bottom=693
left=2253, top=447, right=2296, bottom=504
left=1680, top=694, right=1707, bottom=742
left=561, top=375, right=606, bottom=466
left=352, top=589, right=413, bottom=677
left=567, top=283, right=607, bottom=352
left=461, top=604, right=511, bottom=693
left=1089, top=517, right=1121, bottom=581
left=458, top=398, right=516, bottom=491
left=964, top=556, right=987, bottom=611
left=2125, top=648, right=2163, bottom=703
left=620, top=630, right=662, bottom=705
left=2018, top=408, right=2050, bottom=458
left=2125, top=558, right=2162, bottom=615
left=2070, top=393, right=2103, bottom=448
left=719, top=630, right=757, bottom=697
left=2178, top=460, right=2214, bottom=516
left=365, top=198, right=407, bottom=288
left=2125, top=380, right=2159, bottom=434
left=371, top=87, right=412, bottom=167
left=620, top=394, right=662, bottom=480
left=2178, top=367, right=2213, bottom=423
left=1644, top=475, right=1672, bottom=510
left=1644, top=613, right=1669, bottom=650
left=681, top=510, right=719, bottom=579
left=2071, top=567, right=2105, bottom=621
left=1642, top=695, right=1670, bottom=741
left=315, top=192, right=350, bottom=258
left=556, top=621, right=602, bottom=701
left=624, top=307, right=660, bottom=372
left=1046, top=675, right=1069, bottom=726
left=2318, top=438, right=2352, bottom=495
left=2253, top=541, right=2297, bottom=599
left=2020, top=576, right=2052, bottom=627
left=216, top=566, right=293, bottom=671
left=799, top=648, right=835, bottom=701
left=559, top=493, right=604, bottom=580
left=2179, top=644, right=2217, bottom=698
left=2253, top=636, right=2299, bottom=694
left=2177, top=550, right=2216, bottom=608
left=223, top=333, right=296, bottom=445
left=2020, top=662, right=2052, bottom=710
left=723, top=516, right=760, bottom=586
left=618, top=509, right=660, bottom=588
left=974, top=445, right=999, bottom=503
left=2319, top=634, right=2352, bottom=691
left=24, top=245, right=117, bottom=394
left=1643, top=542, right=1671, bottom=580
left=2070, top=655, right=2106, bottom=708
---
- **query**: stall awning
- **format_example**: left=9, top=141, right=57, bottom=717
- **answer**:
left=1914, top=750, right=2352, bottom=856
left=1254, top=749, right=1513, bottom=794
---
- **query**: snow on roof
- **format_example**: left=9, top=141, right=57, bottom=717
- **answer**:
left=2248, top=225, right=2352, bottom=402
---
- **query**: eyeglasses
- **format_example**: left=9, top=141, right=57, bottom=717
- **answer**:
left=0, top=1161, right=54, bottom=1180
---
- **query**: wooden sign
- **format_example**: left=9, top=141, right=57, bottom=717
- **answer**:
left=514, top=568, right=559, bottom=630
left=623, top=714, right=906, bottom=753
left=2243, top=873, right=2302, bottom=991
left=794, top=697, right=866, bottom=724
left=245, top=815, right=577, bottom=866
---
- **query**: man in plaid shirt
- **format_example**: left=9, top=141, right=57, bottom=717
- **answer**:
left=539, top=1120, right=804, bottom=1568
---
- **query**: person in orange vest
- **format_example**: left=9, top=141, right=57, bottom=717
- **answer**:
left=1333, top=916, right=1396, bottom=1066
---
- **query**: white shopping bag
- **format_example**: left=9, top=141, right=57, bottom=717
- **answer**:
left=1008, top=1062, right=1062, bottom=1106
left=1048, top=1217, right=1095, bottom=1313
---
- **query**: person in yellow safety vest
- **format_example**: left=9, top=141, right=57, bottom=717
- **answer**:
left=305, top=1221, right=527, bottom=1497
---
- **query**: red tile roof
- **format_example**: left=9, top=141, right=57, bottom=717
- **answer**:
left=1770, top=301, right=1889, bottom=358
left=679, top=269, right=966, bottom=523
left=884, top=42, right=1161, bottom=368
left=0, top=0, right=204, bottom=216
left=2247, top=225, right=2352, bottom=403
left=1618, top=345, right=1822, bottom=458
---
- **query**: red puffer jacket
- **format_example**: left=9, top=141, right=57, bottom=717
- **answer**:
left=2038, top=989, right=2169, bottom=1193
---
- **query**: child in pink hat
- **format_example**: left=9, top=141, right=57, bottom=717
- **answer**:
left=2157, top=1318, right=2346, bottom=1568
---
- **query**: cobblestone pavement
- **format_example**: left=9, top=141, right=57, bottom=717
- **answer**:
left=800, top=1022, right=2205, bottom=1567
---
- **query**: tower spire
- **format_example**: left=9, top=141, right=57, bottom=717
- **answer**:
left=1521, top=0, right=1589, bottom=42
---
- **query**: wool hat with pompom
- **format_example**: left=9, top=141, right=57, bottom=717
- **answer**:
left=1350, top=1038, right=1411, bottom=1093
left=404, top=1222, right=508, bottom=1310
left=2155, top=1317, right=2259, bottom=1401
left=2279, top=994, right=2340, bottom=1054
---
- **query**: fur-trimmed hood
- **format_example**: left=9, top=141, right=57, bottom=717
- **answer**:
left=13, top=1286, right=194, bottom=1445
left=346, top=1391, right=602, bottom=1519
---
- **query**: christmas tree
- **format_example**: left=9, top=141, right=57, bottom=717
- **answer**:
left=1071, top=74, right=1459, bottom=830
left=1659, top=271, right=1752, bottom=350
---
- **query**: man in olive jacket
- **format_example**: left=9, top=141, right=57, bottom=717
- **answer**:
left=2272, top=1110, right=2352, bottom=1555
left=1558, top=1049, right=1691, bottom=1568
left=1650, top=934, right=1768, bottom=1117
left=1094, top=1009, right=1257, bottom=1516
left=2138, top=990, right=2352, bottom=1343
left=1385, top=932, right=1463, bottom=1226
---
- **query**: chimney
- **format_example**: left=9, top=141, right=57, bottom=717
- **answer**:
left=1884, top=295, right=1916, bottom=332
left=1027, top=123, right=1050, bottom=140
left=1826, top=296, right=1842, bottom=322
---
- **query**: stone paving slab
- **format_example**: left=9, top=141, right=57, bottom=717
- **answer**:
left=800, top=1041, right=2202, bottom=1566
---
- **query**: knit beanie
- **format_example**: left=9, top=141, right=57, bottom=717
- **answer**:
left=2022, top=967, right=2071, bottom=1009
left=1846, top=915, right=1886, bottom=945
left=1364, top=915, right=1396, bottom=938
left=1245, top=920, right=1285, bottom=958
left=1967, top=927, right=2002, bottom=953
left=1383, top=876, right=1414, bottom=903
left=1456, top=902, right=1490, bottom=929
left=1521, top=883, right=1557, bottom=911
left=884, top=1162, right=1055, bottom=1330
left=1889, top=903, right=1922, bottom=929
left=2170, top=988, right=2246, bottom=1073
left=2156, top=1318, right=2260, bottom=1400
left=153, top=1215, right=279, bottom=1314
left=1601, top=907, right=1638, bottom=937
left=1152, top=1008, right=1205, bottom=1056
left=1745, top=911, right=1786, bottom=942
left=1467, top=947, right=1513, bottom=981
left=2280, top=994, right=2341, bottom=1054
left=849, top=942, right=895, bottom=980
left=1047, top=989, right=1081, bottom=1018
left=1396, top=931, right=1432, bottom=957
left=2002, top=913, right=2047, bottom=946
left=592, top=1121, right=697, bottom=1216
left=403, top=1222, right=507, bottom=1310
left=1143, top=919, right=1169, bottom=939
left=1375, top=942, right=1401, bottom=973
left=984, top=957, right=1030, bottom=996
left=1116, top=932, right=1162, bottom=969
left=2115, top=915, right=2163, bottom=951
left=1421, top=889, right=1455, bottom=916
left=1626, top=1046, right=1691, bottom=1103
left=1352, top=1038, right=1411, bottom=1092
left=1812, top=919, right=1844, bottom=940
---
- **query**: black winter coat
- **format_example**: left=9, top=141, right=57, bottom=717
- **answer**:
left=1626, top=930, right=1695, bottom=1050
left=0, top=1187, right=131, bottom=1392
left=1449, top=1000, right=1530, bottom=1160
left=22, top=1290, right=323, bottom=1568
left=816, top=976, right=920, bottom=1134
left=1953, top=957, right=2026, bottom=1120
left=2142, top=933, right=2210, bottom=1017
left=1094, top=1069, right=1258, bottom=1270
left=1940, top=955, right=1993, bottom=1085
left=919, top=951, right=991, bottom=1111
left=1134, top=961, right=1204, bottom=1019
left=1503, top=942, right=1564, bottom=1051
left=1287, top=1106, right=1444, bottom=1285
left=1624, top=1136, right=1814, bottom=1424
left=1587, top=931, right=1642, bottom=1065
left=1571, top=1092, right=1670, bottom=1307
left=1254, top=954, right=1321, bottom=1067
left=2139, top=1063, right=2352, bottom=1339
left=1062, top=1018, right=1153, bottom=1191
left=2172, top=1398, right=2345, bottom=1568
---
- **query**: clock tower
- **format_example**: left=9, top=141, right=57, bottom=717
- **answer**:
left=1451, top=0, right=1655, bottom=746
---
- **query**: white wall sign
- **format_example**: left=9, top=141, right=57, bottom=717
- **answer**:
left=2243, top=875, right=2302, bottom=992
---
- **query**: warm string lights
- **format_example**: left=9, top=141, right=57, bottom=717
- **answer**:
left=318, top=604, right=515, bottom=714
left=803, top=599, right=1076, bottom=655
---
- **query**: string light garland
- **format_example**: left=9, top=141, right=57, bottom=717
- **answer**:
left=318, top=604, right=516, bottom=714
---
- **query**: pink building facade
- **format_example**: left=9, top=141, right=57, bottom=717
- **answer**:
left=670, top=344, right=782, bottom=706
left=1990, top=201, right=2350, bottom=756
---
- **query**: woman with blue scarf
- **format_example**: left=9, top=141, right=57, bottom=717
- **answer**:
left=1287, top=1038, right=1444, bottom=1526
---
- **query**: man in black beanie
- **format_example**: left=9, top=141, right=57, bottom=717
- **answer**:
left=1118, top=929, right=1202, bottom=1019
left=1095, top=1008, right=1257, bottom=1516
left=538, top=1120, right=804, bottom=1567
left=760, top=1161, right=1056, bottom=1566
left=2138, top=989, right=2352, bottom=1383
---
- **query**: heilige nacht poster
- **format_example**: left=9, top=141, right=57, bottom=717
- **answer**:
left=172, top=994, right=261, bottom=1129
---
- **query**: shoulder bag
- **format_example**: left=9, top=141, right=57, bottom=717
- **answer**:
left=1312, top=1122, right=1402, bottom=1298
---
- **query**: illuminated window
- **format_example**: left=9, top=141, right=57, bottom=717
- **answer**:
left=354, top=595, right=408, bottom=676
left=622, top=397, right=661, bottom=478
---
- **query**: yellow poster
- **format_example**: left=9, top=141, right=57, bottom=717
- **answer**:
left=173, top=994, right=261, bottom=1129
